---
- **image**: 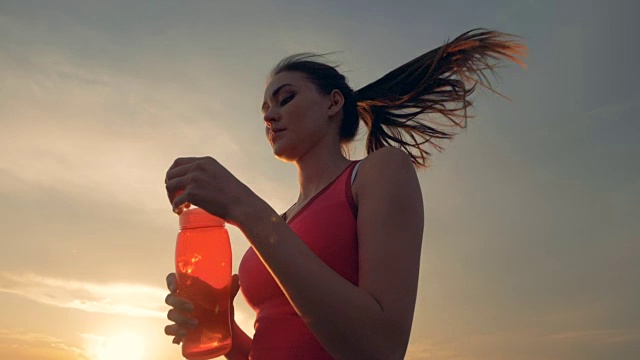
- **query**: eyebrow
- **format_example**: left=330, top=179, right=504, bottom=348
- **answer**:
left=261, top=83, right=293, bottom=113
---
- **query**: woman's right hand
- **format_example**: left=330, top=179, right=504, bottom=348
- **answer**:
left=164, top=273, right=241, bottom=345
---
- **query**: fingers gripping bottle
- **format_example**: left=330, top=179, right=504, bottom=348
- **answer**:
left=176, top=208, right=232, bottom=359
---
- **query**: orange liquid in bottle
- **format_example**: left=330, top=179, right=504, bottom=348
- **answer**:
left=176, top=209, right=232, bottom=359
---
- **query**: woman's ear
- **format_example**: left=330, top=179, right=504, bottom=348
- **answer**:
left=327, top=89, right=345, bottom=117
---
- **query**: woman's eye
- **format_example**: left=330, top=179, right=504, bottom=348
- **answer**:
left=280, top=95, right=294, bottom=107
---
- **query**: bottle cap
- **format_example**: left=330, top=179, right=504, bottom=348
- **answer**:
left=179, top=208, right=225, bottom=229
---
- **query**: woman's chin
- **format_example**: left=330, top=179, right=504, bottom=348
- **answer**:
left=273, top=152, right=293, bottom=162
left=272, top=146, right=296, bottom=162
left=272, top=145, right=287, bottom=159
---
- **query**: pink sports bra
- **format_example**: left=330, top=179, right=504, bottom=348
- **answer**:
left=238, top=160, right=362, bottom=359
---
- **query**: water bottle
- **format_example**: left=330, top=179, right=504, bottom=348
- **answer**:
left=176, top=207, right=232, bottom=359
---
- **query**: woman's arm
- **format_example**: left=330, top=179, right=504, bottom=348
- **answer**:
left=232, top=147, right=424, bottom=360
left=225, top=275, right=252, bottom=360
left=224, top=320, right=252, bottom=360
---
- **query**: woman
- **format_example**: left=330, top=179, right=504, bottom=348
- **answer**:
left=164, top=28, right=526, bottom=359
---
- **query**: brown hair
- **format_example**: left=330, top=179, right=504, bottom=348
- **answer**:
left=269, top=28, right=527, bottom=168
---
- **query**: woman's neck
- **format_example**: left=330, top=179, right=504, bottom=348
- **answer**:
left=293, top=145, right=352, bottom=205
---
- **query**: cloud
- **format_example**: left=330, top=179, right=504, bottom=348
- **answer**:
left=405, top=339, right=468, bottom=360
left=0, top=272, right=257, bottom=340
left=539, top=328, right=640, bottom=344
left=0, top=35, right=245, bottom=217
left=0, top=272, right=167, bottom=319
left=0, top=329, right=63, bottom=344
left=0, top=329, right=87, bottom=360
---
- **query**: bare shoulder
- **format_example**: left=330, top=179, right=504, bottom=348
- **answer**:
left=352, top=147, right=418, bottom=205
left=363, top=146, right=411, bottom=164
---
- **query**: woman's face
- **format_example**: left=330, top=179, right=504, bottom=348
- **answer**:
left=261, top=71, right=333, bottom=161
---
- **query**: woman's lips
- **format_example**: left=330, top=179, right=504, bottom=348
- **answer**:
left=271, top=129, right=286, bottom=140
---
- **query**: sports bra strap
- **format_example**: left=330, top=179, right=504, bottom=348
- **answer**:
left=350, top=161, right=362, bottom=186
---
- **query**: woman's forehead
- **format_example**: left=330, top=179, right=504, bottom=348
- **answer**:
left=264, top=72, right=307, bottom=95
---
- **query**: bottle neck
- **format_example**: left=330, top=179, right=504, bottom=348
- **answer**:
left=180, top=224, right=225, bottom=230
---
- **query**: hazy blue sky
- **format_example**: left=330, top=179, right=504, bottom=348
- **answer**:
left=1, top=1, right=638, bottom=359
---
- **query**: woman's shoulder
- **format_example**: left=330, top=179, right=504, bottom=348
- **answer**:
left=358, top=147, right=414, bottom=174
left=352, top=147, right=417, bottom=203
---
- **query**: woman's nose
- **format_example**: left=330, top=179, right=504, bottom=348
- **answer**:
left=263, top=108, right=278, bottom=126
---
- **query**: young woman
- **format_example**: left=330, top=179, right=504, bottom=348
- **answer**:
left=163, top=28, right=526, bottom=359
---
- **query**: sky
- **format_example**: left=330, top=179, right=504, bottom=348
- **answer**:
left=0, top=0, right=639, bottom=359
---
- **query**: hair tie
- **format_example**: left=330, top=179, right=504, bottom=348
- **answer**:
left=352, top=88, right=361, bottom=102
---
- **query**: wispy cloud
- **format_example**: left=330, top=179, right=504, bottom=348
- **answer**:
left=0, top=329, right=63, bottom=344
left=0, top=272, right=167, bottom=318
left=0, top=329, right=87, bottom=360
left=405, top=339, right=468, bottom=360
left=0, top=42, right=242, bottom=216
left=539, top=328, right=640, bottom=344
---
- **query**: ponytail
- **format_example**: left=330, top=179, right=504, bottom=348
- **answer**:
left=270, top=28, right=527, bottom=168
left=355, top=28, right=527, bottom=167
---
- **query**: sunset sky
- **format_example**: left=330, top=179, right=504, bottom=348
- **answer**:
left=1, top=1, right=639, bottom=359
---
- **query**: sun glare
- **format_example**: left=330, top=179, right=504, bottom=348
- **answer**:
left=95, top=332, right=145, bottom=360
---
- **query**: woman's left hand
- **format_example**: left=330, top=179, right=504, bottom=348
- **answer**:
left=164, top=156, right=261, bottom=225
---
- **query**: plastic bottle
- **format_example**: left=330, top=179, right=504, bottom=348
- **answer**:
left=176, top=207, right=232, bottom=359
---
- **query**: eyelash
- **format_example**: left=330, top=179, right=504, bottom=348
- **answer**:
left=280, top=94, right=294, bottom=107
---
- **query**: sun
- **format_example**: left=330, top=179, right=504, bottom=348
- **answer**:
left=95, top=332, right=145, bottom=360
